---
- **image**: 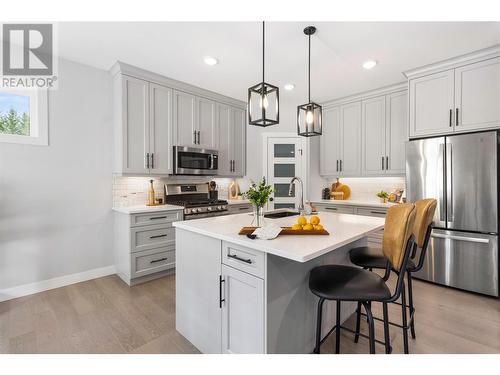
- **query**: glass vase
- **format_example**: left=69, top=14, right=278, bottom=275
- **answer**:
left=251, top=205, right=265, bottom=227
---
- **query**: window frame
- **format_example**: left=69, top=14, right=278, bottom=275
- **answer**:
left=0, top=88, right=48, bottom=146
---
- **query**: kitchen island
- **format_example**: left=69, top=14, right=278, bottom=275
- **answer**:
left=173, top=211, right=385, bottom=354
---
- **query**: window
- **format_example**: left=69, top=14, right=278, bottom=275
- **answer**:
left=0, top=89, right=48, bottom=145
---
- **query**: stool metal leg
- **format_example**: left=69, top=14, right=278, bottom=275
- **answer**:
left=362, top=301, right=376, bottom=354
left=401, top=281, right=409, bottom=354
left=313, top=298, right=325, bottom=354
left=382, top=302, right=390, bottom=354
left=354, top=302, right=361, bottom=343
left=335, top=301, right=341, bottom=354
left=407, top=270, right=416, bottom=339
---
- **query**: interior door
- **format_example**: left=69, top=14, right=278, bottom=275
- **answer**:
left=266, top=137, right=304, bottom=211
left=405, top=137, right=446, bottom=228
left=149, top=83, right=172, bottom=175
left=122, top=75, right=150, bottom=174
left=362, top=96, right=386, bottom=175
left=231, top=107, right=246, bottom=176
left=409, top=69, right=455, bottom=137
left=455, top=57, right=500, bottom=131
left=339, top=102, right=362, bottom=176
left=320, top=106, right=340, bottom=176
left=386, top=90, right=408, bottom=174
left=197, top=97, right=216, bottom=149
left=446, top=131, right=497, bottom=233
left=173, top=90, right=197, bottom=147
left=221, top=265, right=265, bottom=353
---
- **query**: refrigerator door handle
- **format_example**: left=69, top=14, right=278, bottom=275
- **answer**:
left=446, top=143, right=453, bottom=223
left=431, top=233, right=490, bottom=244
left=437, top=143, right=446, bottom=222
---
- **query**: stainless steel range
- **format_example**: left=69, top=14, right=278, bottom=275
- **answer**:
left=164, top=183, right=228, bottom=220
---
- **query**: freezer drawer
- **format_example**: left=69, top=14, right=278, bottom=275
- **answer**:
left=413, top=229, right=498, bottom=296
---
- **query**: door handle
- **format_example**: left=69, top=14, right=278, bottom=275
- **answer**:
left=449, top=109, right=452, bottom=127
left=340, top=159, right=342, bottom=172
left=146, top=153, right=150, bottom=169
left=193, top=130, right=196, bottom=144
left=456, top=108, right=459, bottom=126
left=370, top=211, right=387, bottom=215
left=336, top=160, right=339, bottom=172
left=150, top=257, right=168, bottom=264
left=149, top=216, right=167, bottom=220
left=325, top=207, right=338, bottom=211
left=437, top=143, right=445, bottom=222
left=149, top=234, right=168, bottom=239
left=381, top=156, right=384, bottom=170
left=431, top=233, right=490, bottom=244
left=227, top=253, right=252, bottom=264
left=197, top=131, right=201, bottom=144
left=385, top=156, right=389, bottom=170
left=446, top=143, right=453, bottom=222
left=232, top=160, right=236, bottom=172
left=150, top=153, right=154, bottom=169
left=219, top=275, right=225, bottom=308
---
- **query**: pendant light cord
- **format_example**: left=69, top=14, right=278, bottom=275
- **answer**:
left=308, top=32, right=311, bottom=103
left=262, top=21, right=265, bottom=84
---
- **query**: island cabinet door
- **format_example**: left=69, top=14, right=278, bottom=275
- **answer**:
left=221, top=265, right=265, bottom=354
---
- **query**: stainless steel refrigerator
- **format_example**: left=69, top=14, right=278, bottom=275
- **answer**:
left=406, top=131, right=498, bottom=296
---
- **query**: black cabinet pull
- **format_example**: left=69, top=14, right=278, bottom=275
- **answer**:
left=219, top=275, right=225, bottom=308
left=227, top=253, right=252, bottom=264
left=381, top=156, right=384, bottom=170
left=370, top=211, right=386, bottom=215
left=239, top=207, right=249, bottom=210
left=456, top=108, right=459, bottom=126
left=150, top=234, right=168, bottom=239
left=449, top=109, right=452, bottom=127
left=193, top=130, right=197, bottom=144
left=197, top=131, right=201, bottom=144
left=151, top=153, right=154, bottom=169
left=149, top=216, right=167, bottom=220
left=340, top=159, right=342, bottom=172
left=146, top=153, right=150, bottom=169
left=150, top=257, right=168, bottom=264
left=325, top=207, right=338, bottom=211
left=385, top=156, right=389, bottom=170
left=336, top=160, right=339, bottom=172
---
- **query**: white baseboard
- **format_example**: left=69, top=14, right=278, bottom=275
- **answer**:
left=0, top=265, right=117, bottom=302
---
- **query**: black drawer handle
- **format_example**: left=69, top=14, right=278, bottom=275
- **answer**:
left=150, top=234, right=168, bottom=239
left=325, top=207, right=338, bottom=211
left=239, top=207, right=250, bottom=210
left=219, top=275, right=225, bottom=308
left=150, top=257, right=168, bottom=264
left=370, top=211, right=386, bottom=215
left=227, top=253, right=252, bottom=264
left=149, top=216, right=167, bottom=220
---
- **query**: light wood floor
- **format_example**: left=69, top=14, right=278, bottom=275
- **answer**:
left=0, top=273, right=499, bottom=354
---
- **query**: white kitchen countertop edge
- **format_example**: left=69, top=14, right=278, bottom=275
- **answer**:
left=112, top=204, right=184, bottom=214
left=172, top=218, right=384, bottom=263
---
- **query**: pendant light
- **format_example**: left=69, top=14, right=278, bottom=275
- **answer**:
left=248, top=21, right=279, bottom=127
left=297, top=26, right=322, bottom=137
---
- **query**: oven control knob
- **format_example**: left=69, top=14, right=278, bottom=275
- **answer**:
left=191, top=208, right=198, bottom=213
left=207, top=207, right=212, bottom=211
left=185, top=209, right=191, bottom=214
left=217, top=206, right=222, bottom=210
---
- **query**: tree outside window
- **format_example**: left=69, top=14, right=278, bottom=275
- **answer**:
left=0, top=92, right=31, bottom=136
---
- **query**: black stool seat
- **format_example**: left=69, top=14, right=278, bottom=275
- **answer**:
left=309, top=265, right=391, bottom=301
left=349, top=247, right=416, bottom=271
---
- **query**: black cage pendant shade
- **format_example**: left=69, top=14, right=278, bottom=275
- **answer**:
left=248, top=21, right=279, bottom=127
left=297, top=26, right=322, bottom=137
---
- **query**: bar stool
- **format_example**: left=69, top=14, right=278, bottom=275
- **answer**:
left=349, top=198, right=437, bottom=353
left=309, top=204, right=417, bottom=354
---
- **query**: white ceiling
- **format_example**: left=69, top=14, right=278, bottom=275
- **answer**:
left=55, top=22, right=500, bottom=102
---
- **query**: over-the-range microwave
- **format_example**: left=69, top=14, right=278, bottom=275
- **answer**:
left=173, top=146, right=218, bottom=175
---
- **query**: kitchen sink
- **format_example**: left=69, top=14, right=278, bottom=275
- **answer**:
left=264, top=211, right=300, bottom=219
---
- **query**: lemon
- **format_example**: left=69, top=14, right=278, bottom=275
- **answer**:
left=303, top=223, right=313, bottom=231
left=313, top=224, right=324, bottom=231
left=291, top=224, right=302, bottom=230
left=297, top=216, right=307, bottom=226
left=310, top=215, right=320, bottom=225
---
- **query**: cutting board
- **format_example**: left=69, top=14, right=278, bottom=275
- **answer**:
left=238, top=227, right=330, bottom=235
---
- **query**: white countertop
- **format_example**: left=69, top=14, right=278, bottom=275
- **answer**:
left=173, top=212, right=384, bottom=263
left=112, top=204, right=184, bottom=214
left=312, top=199, right=397, bottom=209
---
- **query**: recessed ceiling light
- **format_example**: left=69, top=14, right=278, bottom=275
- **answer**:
left=284, top=83, right=295, bottom=91
left=204, top=56, right=219, bottom=66
left=362, top=60, right=377, bottom=70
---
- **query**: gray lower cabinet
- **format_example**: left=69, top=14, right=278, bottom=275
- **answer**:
left=314, top=202, right=388, bottom=246
left=114, top=209, right=183, bottom=285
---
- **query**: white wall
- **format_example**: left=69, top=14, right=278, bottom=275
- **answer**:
left=0, top=58, right=114, bottom=294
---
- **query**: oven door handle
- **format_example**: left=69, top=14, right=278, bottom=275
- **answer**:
left=209, top=154, right=214, bottom=170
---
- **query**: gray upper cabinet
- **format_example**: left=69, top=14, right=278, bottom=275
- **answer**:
left=216, top=104, right=246, bottom=177
left=320, top=83, right=407, bottom=178
left=406, top=47, right=500, bottom=138
left=150, top=83, right=173, bottom=175
left=173, top=90, right=197, bottom=147
left=409, top=69, right=455, bottom=138
left=339, top=102, right=362, bottom=176
left=454, top=57, right=500, bottom=132
left=362, top=96, right=386, bottom=176
left=197, top=97, right=217, bottom=149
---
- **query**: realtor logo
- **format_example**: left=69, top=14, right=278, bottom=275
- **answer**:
left=1, top=23, right=57, bottom=88
left=3, top=24, right=53, bottom=75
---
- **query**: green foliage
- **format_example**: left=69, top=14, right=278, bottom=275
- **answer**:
left=376, top=190, right=389, bottom=199
left=244, top=177, right=273, bottom=208
left=0, top=109, right=30, bottom=136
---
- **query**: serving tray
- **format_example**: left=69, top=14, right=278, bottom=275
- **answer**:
left=238, top=227, right=330, bottom=235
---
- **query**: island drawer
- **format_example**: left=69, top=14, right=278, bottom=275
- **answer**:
left=131, top=224, right=175, bottom=253
left=131, top=246, right=175, bottom=279
left=222, top=241, right=265, bottom=278
left=316, top=205, right=355, bottom=214
left=130, top=210, right=182, bottom=227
